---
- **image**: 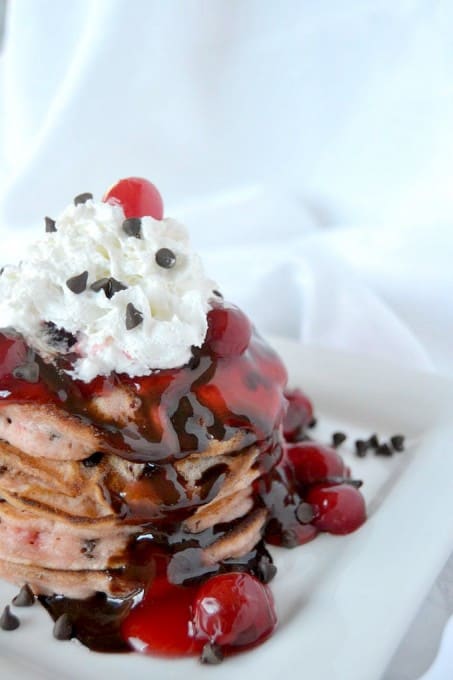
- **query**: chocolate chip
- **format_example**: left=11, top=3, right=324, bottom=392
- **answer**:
left=82, top=452, right=103, bottom=468
left=13, top=362, right=39, bottom=383
left=332, top=432, right=347, bottom=448
left=53, top=613, right=73, bottom=640
left=73, top=192, right=93, bottom=206
left=0, top=606, right=20, bottom=631
left=355, top=439, right=368, bottom=457
left=296, top=502, right=315, bottom=524
left=90, top=277, right=127, bottom=299
left=390, top=435, right=405, bottom=452
left=125, top=303, right=143, bottom=330
left=213, top=290, right=223, bottom=298
left=12, top=584, right=35, bottom=607
left=155, top=248, right=176, bottom=269
left=308, top=417, right=317, bottom=428
left=122, top=218, right=142, bottom=238
left=45, top=216, right=56, bottom=233
left=66, top=271, right=88, bottom=294
left=81, top=539, right=98, bottom=558
left=368, top=434, right=380, bottom=449
left=376, top=443, right=393, bottom=457
left=200, top=642, right=224, bottom=665
left=255, top=554, right=277, bottom=584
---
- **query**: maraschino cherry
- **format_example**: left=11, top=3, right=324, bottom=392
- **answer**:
left=283, top=388, right=314, bottom=441
left=103, top=177, right=164, bottom=220
left=306, top=483, right=366, bottom=535
left=205, top=305, right=252, bottom=358
left=193, top=573, right=277, bottom=650
left=286, top=442, right=346, bottom=486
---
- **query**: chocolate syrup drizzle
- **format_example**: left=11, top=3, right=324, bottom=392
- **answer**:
left=0, top=308, right=292, bottom=653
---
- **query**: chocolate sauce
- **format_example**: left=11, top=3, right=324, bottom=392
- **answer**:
left=39, top=593, right=132, bottom=652
left=0, top=302, right=293, bottom=655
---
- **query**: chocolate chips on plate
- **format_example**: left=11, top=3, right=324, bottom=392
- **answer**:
left=0, top=606, right=20, bottom=631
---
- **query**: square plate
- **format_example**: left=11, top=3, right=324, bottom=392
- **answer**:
left=1, top=338, right=453, bottom=680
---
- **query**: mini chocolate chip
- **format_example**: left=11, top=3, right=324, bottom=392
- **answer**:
left=255, top=554, right=277, bottom=584
left=308, top=417, right=317, bottom=428
left=74, top=192, right=93, bottom=206
left=81, top=539, right=98, bottom=557
left=12, top=584, right=35, bottom=607
left=155, top=247, right=176, bottom=269
left=376, top=443, right=393, bottom=457
left=296, top=502, right=315, bottom=524
left=13, top=362, right=39, bottom=383
left=332, top=432, right=347, bottom=448
left=200, top=642, right=224, bottom=665
left=66, top=271, right=88, bottom=294
left=90, top=277, right=127, bottom=299
left=125, top=303, right=143, bottom=330
left=53, top=613, right=73, bottom=640
left=212, top=290, right=223, bottom=298
left=122, top=217, right=142, bottom=238
left=45, top=216, right=56, bottom=233
left=0, top=606, right=20, bottom=631
left=368, top=434, right=380, bottom=449
left=390, top=435, right=405, bottom=452
left=355, top=439, right=368, bottom=457
left=82, top=452, right=103, bottom=468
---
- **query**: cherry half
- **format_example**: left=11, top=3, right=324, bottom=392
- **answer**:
left=283, top=388, right=314, bottom=441
left=103, top=177, right=164, bottom=220
left=306, top=483, right=366, bottom=535
left=193, top=573, right=277, bottom=650
left=205, top=305, right=252, bottom=358
left=286, top=442, right=346, bottom=486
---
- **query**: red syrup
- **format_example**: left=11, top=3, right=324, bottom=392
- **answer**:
left=122, top=569, right=276, bottom=658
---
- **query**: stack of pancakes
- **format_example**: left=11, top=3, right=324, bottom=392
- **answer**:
left=0, top=388, right=268, bottom=599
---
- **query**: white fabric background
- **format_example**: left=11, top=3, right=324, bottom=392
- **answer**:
left=0, top=1, right=452, bottom=678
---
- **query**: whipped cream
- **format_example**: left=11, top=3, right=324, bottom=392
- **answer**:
left=0, top=200, right=217, bottom=381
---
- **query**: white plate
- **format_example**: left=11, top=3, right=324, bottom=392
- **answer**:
left=1, top=338, right=453, bottom=680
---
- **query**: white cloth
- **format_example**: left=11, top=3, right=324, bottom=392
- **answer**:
left=1, top=2, right=453, bottom=678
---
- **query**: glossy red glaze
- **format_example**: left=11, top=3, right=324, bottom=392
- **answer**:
left=306, top=483, right=367, bottom=535
left=0, top=334, right=57, bottom=404
left=122, top=580, right=202, bottom=656
left=286, top=442, right=346, bottom=486
left=283, top=388, right=314, bottom=441
left=206, top=305, right=252, bottom=358
left=193, top=573, right=277, bottom=649
left=103, top=177, right=164, bottom=220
